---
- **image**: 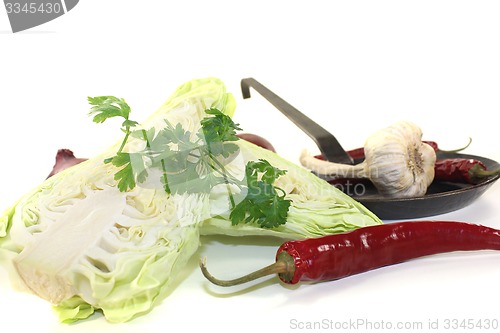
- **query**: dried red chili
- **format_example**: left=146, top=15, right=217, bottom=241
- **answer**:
left=200, top=221, right=500, bottom=286
left=434, top=158, right=499, bottom=184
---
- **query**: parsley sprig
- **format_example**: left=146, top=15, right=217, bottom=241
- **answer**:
left=88, top=96, right=139, bottom=159
left=229, top=159, right=291, bottom=228
left=88, top=96, right=291, bottom=228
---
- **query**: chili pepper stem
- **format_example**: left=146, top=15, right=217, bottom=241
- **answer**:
left=199, top=252, right=296, bottom=287
left=470, top=164, right=500, bottom=181
left=438, top=137, right=472, bottom=153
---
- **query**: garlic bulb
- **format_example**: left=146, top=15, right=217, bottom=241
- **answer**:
left=300, top=121, right=436, bottom=198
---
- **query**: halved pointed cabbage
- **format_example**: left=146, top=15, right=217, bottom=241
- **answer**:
left=0, top=78, right=381, bottom=323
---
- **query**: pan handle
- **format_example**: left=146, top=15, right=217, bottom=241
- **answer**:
left=240, top=77, right=353, bottom=165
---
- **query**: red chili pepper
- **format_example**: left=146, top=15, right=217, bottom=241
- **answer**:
left=344, top=147, right=365, bottom=160
left=200, top=221, right=500, bottom=286
left=434, top=158, right=499, bottom=184
left=423, top=140, right=439, bottom=152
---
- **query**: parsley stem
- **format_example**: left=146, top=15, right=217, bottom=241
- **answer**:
left=141, top=129, right=152, bottom=151
left=207, top=155, right=241, bottom=209
left=204, top=152, right=238, bottom=182
left=160, top=158, right=171, bottom=193
left=117, top=127, right=131, bottom=154
left=227, top=183, right=236, bottom=208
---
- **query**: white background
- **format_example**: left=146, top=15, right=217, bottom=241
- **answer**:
left=1, top=1, right=499, bottom=332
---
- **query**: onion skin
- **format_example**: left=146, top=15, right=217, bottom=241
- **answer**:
left=47, top=149, right=87, bottom=178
